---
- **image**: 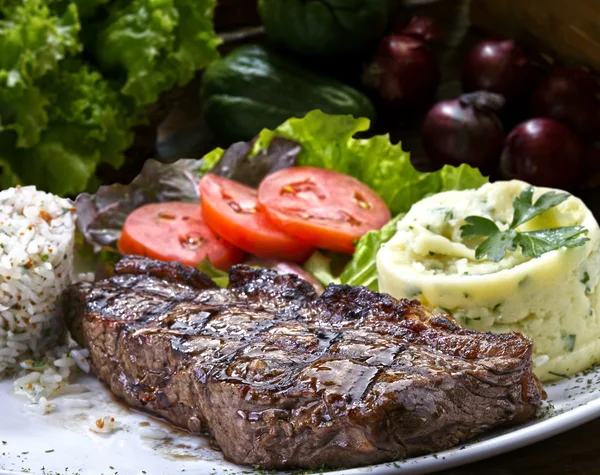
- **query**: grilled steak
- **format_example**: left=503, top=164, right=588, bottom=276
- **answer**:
left=65, top=256, right=544, bottom=470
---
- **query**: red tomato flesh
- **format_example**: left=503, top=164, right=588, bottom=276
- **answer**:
left=117, top=202, right=245, bottom=270
left=258, top=167, right=391, bottom=253
left=199, top=174, right=315, bottom=262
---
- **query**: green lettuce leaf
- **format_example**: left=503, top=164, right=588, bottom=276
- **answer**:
left=338, top=213, right=405, bottom=290
left=254, top=111, right=489, bottom=289
left=5, top=63, right=134, bottom=195
left=304, top=251, right=341, bottom=287
left=196, top=258, right=229, bottom=288
left=338, top=158, right=489, bottom=289
left=43, top=60, right=134, bottom=169
left=255, top=110, right=488, bottom=216
left=5, top=126, right=98, bottom=196
left=94, top=0, right=220, bottom=106
left=0, top=0, right=80, bottom=147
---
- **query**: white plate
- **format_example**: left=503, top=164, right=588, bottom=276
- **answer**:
left=1, top=366, right=600, bottom=475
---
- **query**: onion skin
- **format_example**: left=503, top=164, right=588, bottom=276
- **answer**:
left=362, top=34, right=440, bottom=115
left=500, top=118, right=584, bottom=189
left=550, top=67, right=599, bottom=94
left=397, top=16, right=443, bottom=44
left=583, top=147, right=600, bottom=188
left=528, top=67, right=600, bottom=143
left=462, top=39, right=533, bottom=105
left=421, top=92, right=505, bottom=174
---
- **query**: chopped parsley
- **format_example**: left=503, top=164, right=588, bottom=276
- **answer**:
left=461, top=187, right=588, bottom=262
left=31, top=357, right=46, bottom=368
left=562, top=334, right=577, bottom=352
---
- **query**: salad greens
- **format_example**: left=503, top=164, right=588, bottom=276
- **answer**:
left=338, top=213, right=406, bottom=290
left=196, top=259, right=229, bottom=288
left=251, top=111, right=488, bottom=290
left=461, top=187, right=589, bottom=262
left=76, top=156, right=219, bottom=252
left=76, top=111, right=488, bottom=291
left=94, top=0, right=220, bottom=107
left=0, top=0, right=219, bottom=195
left=75, top=136, right=303, bottom=252
left=210, top=137, right=301, bottom=188
left=253, top=111, right=488, bottom=216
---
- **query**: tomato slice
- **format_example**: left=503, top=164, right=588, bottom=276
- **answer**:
left=199, top=174, right=315, bottom=262
left=257, top=167, right=391, bottom=254
left=117, top=202, right=245, bottom=270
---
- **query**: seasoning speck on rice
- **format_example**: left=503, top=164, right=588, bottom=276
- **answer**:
left=0, top=186, right=75, bottom=377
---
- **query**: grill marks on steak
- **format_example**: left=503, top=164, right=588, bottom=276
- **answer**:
left=65, top=256, right=544, bottom=469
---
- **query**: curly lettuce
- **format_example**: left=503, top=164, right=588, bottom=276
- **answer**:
left=1, top=62, right=134, bottom=195
left=0, top=0, right=220, bottom=195
left=94, top=0, right=220, bottom=106
left=0, top=0, right=80, bottom=147
left=43, top=61, right=134, bottom=169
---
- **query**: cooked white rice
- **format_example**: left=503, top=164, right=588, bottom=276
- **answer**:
left=0, top=186, right=76, bottom=377
left=13, top=344, right=91, bottom=410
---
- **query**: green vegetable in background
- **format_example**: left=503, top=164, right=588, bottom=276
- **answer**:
left=258, top=0, right=389, bottom=58
left=0, top=0, right=219, bottom=195
left=94, top=0, right=220, bottom=107
left=75, top=136, right=301, bottom=252
left=337, top=213, right=405, bottom=290
left=461, top=186, right=589, bottom=262
left=201, top=45, right=376, bottom=144
left=0, top=0, right=81, bottom=149
left=3, top=61, right=134, bottom=196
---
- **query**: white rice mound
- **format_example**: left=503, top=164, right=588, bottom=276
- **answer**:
left=0, top=186, right=76, bottom=377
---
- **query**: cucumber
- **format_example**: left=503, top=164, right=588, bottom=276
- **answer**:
left=201, top=44, right=376, bottom=144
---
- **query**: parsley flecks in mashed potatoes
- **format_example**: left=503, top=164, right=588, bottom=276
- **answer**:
left=377, top=180, right=600, bottom=382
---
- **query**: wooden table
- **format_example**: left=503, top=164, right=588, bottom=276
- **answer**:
left=441, top=417, right=600, bottom=474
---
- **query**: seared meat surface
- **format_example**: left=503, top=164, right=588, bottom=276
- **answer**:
left=65, top=256, right=544, bottom=470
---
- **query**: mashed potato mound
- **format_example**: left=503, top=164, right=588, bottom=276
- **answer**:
left=377, top=180, right=600, bottom=381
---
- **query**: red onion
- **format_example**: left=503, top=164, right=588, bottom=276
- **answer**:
left=583, top=147, right=600, bottom=186
left=421, top=92, right=505, bottom=174
left=550, top=67, right=599, bottom=94
left=396, top=16, right=443, bottom=44
left=243, top=257, right=324, bottom=294
left=362, top=34, right=440, bottom=115
left=500, top=118, right=584, bottom=189
left=462, top=39, right=533, bottom=105
left=528, top=67, right=600, bottom=143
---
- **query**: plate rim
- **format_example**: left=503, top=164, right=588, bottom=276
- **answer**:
left=334, top=396, right=600, bottom=475
left=2, top=381, right=600, bottom=475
